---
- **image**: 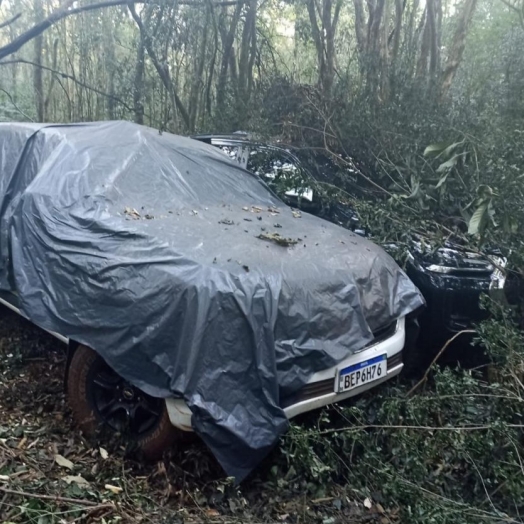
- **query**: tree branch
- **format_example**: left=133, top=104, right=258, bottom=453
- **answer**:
left=0, top=59, right=134, bottom=112
left=128, top=2, right=190, bottom=129
left=0, top=12, right=21, bottom=30
left=0, top=0, right=240, bottom=61
left=0, top=87, right=35, bottom=121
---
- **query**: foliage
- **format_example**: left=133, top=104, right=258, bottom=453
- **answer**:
left=1, top=1, right=524, bottom=523
left=269, top=299, right=524, bottom=523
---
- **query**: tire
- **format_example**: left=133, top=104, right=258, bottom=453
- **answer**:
left=67, top=344, right=179, bottom=460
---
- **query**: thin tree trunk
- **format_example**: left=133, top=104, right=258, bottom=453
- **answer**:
left=189, top=4, right=210, bottom=131
left=216, top=1, right=244, bottom=112
left=33, top=0, right=44, bottom=121
left=129, top=3, right=190, bottom=130
left=238, top=0, right=256, bottom=101
left=44, top=38, right=58, bottom=117
left=133, top=32, right=146, bottom=124
left=353, top=0, right=367, bottom=57
left=440, top=0, right=478, bottom=98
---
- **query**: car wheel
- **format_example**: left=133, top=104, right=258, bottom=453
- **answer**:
left=67, top=344, right=178, bottom=459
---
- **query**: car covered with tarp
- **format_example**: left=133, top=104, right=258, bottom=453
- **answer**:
left=0, top=121, right=424, bottom=480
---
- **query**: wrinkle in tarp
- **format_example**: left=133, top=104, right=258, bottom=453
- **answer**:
left=0, top=121, right=424, bottom=480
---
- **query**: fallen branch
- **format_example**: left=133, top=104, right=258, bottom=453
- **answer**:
left=0, top=486, right=115, bottom=508
left=313, top=422, right=524, bottom=437
left=407, top=329, right=476, bottom=396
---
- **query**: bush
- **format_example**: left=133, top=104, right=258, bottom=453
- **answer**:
left=273, top=300, right=524, bottom=523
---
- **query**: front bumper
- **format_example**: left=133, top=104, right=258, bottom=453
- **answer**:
left=165, top=317, right=406, bottom=432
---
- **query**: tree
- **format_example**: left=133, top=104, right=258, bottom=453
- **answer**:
left=306, top=0, right=343, bottom=98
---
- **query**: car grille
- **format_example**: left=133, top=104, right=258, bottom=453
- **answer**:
left=280, top=322, right=400, bottom=409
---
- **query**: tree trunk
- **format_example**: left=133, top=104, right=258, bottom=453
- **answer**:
left=216, top=1, right=244, bottom=113
left=129, top=3, right=190, bottom=131
left=306, top=0, right=343, bottom=98
left=353, top=0, right=367, bottom=57
left=440, top=0, right=478, bottom=98
left=103, top=14, right=116, bottom=119
left=238, top=0, right=256, bottom=101
left=133, top=32, right=146, bottom=124
left=189, top=4, right=210, bottom=131
left=33, top=0, right=45, bottom=121
left=365, top=0, right=386, bottom=100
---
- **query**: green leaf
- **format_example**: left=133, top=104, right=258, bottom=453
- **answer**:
left=436, top=154, right=459, bottom=173
left=423, top=143, right=447, bottom=157
left=468, top=202, right=489, bottom=235
left=435, top=173, right=449, bottom=188
left=438, top=141, right=464, bottom=160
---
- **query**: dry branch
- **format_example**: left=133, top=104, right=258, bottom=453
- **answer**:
left=0, top=486, right=116, bottom=508
left=407, top=329, right=476, bottom=396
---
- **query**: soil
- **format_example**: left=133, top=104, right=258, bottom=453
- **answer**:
left=0, top=306, right=385, bottom=524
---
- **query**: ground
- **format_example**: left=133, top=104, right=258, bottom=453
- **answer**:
left=0, top=308, right=388, bottom=524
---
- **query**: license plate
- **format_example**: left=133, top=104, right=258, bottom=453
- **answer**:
left=336, top=354, right=387, bottom=393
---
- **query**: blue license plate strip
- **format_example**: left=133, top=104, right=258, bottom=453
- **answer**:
left=339, top=354, right=387, bottom=377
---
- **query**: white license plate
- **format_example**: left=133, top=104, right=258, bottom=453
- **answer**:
left=336, top=354, right=387, bottom=393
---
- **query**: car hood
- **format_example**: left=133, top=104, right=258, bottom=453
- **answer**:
left=0, top=121, right=424, bottom=481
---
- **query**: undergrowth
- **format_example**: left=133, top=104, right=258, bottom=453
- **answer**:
left=271, top=299, right=524, bottom=523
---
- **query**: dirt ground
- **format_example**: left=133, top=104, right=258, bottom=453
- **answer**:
left=0, top=307, right=386, bottom=524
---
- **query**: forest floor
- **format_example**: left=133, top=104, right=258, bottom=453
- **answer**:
left=0, top=308, right=389, bottom=524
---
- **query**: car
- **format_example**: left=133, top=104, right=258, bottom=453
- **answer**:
left=192, top=134, right=506, bottom=368
left=0, top=121, right=423, bottom=480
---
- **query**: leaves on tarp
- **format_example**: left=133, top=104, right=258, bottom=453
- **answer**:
left=219, top=218, right=235, bottom=225
left=292, top=210, right=302, bottom=218
left=123, top=207, right=141, bottom=219
left=257, top=232, right=299, bottom=247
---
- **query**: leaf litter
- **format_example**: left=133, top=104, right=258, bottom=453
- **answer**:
left=0, top=306, right=385, bottom=523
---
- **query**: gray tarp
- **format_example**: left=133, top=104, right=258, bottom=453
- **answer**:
left=0, top=121, right=424, bottom=480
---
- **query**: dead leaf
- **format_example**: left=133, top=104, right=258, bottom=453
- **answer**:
left=251, top=206, right=263, bottom=213
left=257, top=232, right=298, bottom=247
left=205, top=509, right=220, bottom=517
left=364, top=497, right=372, bottom=509
left=376, top=503, right=385, bottom=514
left=17, top=437, right=27, bottom=449
left=99, top=447, right=109, bottom=460
left=124, top=207, right=141, bottom=219
left=55, top=454, right=74, bottom=470
left=62, top=475, right=90, bottom=488
left=0, top=474, right=9, bottom=482
left=105, top=484, right=123, bottom=494
left=292, top=210, right=302, bottom=218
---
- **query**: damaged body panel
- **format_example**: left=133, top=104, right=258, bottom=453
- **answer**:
left=0, top=122, right=424, bottom=480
